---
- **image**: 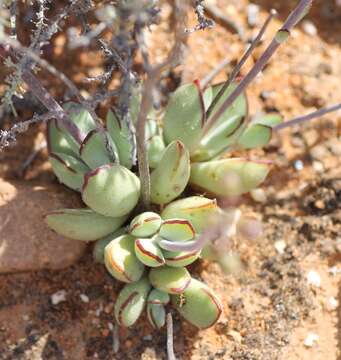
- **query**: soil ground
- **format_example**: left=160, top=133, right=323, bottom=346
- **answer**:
left=0, top=1, right=340, bottom=359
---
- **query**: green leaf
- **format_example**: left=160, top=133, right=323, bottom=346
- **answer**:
left=104, top=234, right=145, bottom=283
left=63, top=102, right=97, bottom=134
left=93, top=228, right=126, bottom=263
left=114, top=277, right=151, bottom=327
left=237, top=113, right=283, bottom=149
left=47, top=120, right=80, bottom=157
left=82, top=164, right=140, bottom=217
left=149, top=266, right=191, bottom=294
left=45, top=208, right=127, bottom=241
left=171, top=278, right=222, bottom=329
left=134, top=238, right=165, bottom=267
left=190, top=158, right=270, bottom=196
left=79, top=129, right=118, bottom=169
left=163, top=82, right=213, bottom=152
left=49, top=152, right=89, bottom=191
left=192, top=82, right=248, bottom=161
left=150, top=141, right=190, bottom=205
left=106, top=110, right=134, bottom=169
left=161, top=196, right=220, bottom=233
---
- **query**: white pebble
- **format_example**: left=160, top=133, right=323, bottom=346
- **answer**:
left=302, top=21, right=318, bottom=36
left=306, top=270, right=321, bottom=288
left=312, top=161, right=324, bottom=173
left=247, top=4, right=260, bottom=27
left=274, top=240, right=287, bottom=254
left=304, top=333, right=319, bottom=347
left=51, top=290, right=67, bottom=305
left=80, top=294, right=90, bottom=303
left=294, top=160, right=304, bottom=171
left=250, top=188, right=267, bottom=203
left=326, top=297, right=338, bottom=311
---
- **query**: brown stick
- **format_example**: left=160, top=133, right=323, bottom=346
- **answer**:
left=21, top=70, right=85, bottom=144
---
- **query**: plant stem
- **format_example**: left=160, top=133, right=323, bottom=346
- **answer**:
left=274, top=103, right=341, bottom=131
left=21, top=70, right=85, bottom=144
left=167, top=313, right=177, bottom=360
left=205, top=9, right=277, bottom=119
left=136, top=0, right=187, bottom=209
left=202, top=0, right=313, bottom=134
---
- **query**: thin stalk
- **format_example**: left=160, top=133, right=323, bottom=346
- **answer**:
left=136, top=0, right=187, bottom=208
left=201, top=57, right=230, bottom=89
left=203, top=0, right=313, bottom=134
left=274, top=103, right=341, bottom=131
left=205, top=9, right=277, bottom=119
left=167, top=313, right=177, bottom=360
left=21, top=70, right=85, bottom=144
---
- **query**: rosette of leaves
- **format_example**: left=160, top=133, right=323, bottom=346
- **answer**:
left=162, top=81, right=283, bottom=197
left=99, top=205, right=223, bottom=329
left=45, top=101, right=193, bottom=241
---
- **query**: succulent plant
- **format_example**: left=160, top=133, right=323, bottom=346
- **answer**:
left=102, top=207, right=224, bottom=328
left=44, top=89, right=278, bottom=332
left=44, top=36, right=290, bottom=335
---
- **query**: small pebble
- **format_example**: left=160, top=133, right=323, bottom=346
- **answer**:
left=314, top=200, right=325, bottom=210
left=274, top=240, right=287, bottom=254
left=227, top=330, right=242, bottom=343
left=302, top=20, right=318, bottom=36
left=80, top=294, right=90, bottom=303
left=247, top=4, right=260, bottom=27
left=304, top=333, right=319, bottom=347
left=312, top=161, right=324, bottom=173
left=51, top=290, right=67, bottom=305
left=294, top=160, right=304, bottom=171
left=250, top=188, right=267, bottom=203
left=22, top=314, right=29, bottom=321
left=326, top=296, right=338, bottom=311
left=143, top=334, right=153, bottom=341
left=306, top=270, right=321, bottom=288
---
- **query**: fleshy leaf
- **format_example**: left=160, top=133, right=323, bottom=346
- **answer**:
left=104, top=234, right=145, bottom=283
left=161, top=196, right=220, bottom=233
left=49, top=152, right=89, bottom=191
left=150, top=140, right=190, bottom=205
left=134, top=238, right=165, bottom=267
left=106, top=110, right=134, bottom=169
left=159, top=219, right=195, bottom=241
left=63, top=102, right=97, bottom=134
left=148, top=135, right=166, bottom=169
left=93, top=228, right=126, bottom=263
left=82, top=164, right=140, bottom=217
left=114, top=277, right=151, bottom=327
left=149, top=266, right=191, bottom=294
left=47, top=119, right=79, bottom=157
left=129, top=212, right=162, bottom=238
left=163, top=249, right=201, bottom=267
left=45, top=208, right=127, bottom=241
left=190, top=158, right=270, bottom=196
left=163, top=82, right=213, bottom=152
left=171, top=278, right=222, bottom=329
left=237, top=113, right=283, bottom=150
left=192, top=82, right=248, bottom=161
left=79, top=129, right=117, bottom=169
left=147, top=289, right=169, bottom=329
